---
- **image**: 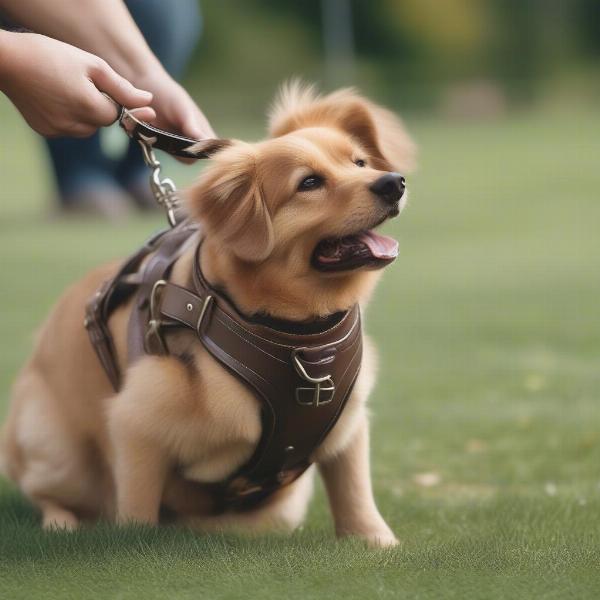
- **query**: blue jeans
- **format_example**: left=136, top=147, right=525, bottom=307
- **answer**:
left=45, top=0, right=201, bottom=203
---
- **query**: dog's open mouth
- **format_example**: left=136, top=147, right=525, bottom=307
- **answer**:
left=311, top=229, right=399, bottom=272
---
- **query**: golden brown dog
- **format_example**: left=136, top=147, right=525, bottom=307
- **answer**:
left=1, top=83, right=414, bottom=547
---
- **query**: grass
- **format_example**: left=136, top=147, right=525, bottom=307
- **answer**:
left=1, top=95, right=600, bottom=598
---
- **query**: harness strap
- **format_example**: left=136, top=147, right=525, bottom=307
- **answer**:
left=84, top=279, right=122, bottom=390
left=148, top=244, right=363, bottom=506
left=84, top=227, right=176, bottom=390
left=126, top=222, right=198, bottom=363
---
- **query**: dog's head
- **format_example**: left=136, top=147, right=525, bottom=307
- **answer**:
left=187, top=83, right=416, bottom=320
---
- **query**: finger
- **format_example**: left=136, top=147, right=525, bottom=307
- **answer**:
left=92, top=61, right=153, bottom=109
left=173, top=94, right=216, bottom=139
left=177, top=105, right=216, bottom=140
left=128, top=106, right=157, bottom=122
left=83, top=87, right=155, bottom=129
left=84, top=84, right=128, bottom=126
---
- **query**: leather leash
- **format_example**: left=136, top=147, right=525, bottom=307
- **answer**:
left=103, top=95, right=231, bottom=226
left=117, top=105, right=231, bottom=160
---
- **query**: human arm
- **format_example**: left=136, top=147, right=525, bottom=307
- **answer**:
left=0, top=0, right=214, bottom=139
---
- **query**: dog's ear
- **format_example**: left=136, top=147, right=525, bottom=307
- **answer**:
left=187, top=143, right=274, bottom=262
left=269, top=81, right=416, bottom=173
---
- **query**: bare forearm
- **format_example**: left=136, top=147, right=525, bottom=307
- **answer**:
left=0, top=0, right=163, bottom=82
left=0, top=29, right=13, bottom=84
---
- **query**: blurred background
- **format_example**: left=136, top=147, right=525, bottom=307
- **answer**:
left=1, top=1, right=600, bottom=578
left=2, top=0, right=599, bottom=213
left=193, top=0, right=600, bottom=121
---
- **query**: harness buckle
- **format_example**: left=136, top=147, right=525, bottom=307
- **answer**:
left=145, top=280, right=168, bottom=355
left=195, top=295, right=214, bottom=337
left=292, top=350, right=335, bottom=407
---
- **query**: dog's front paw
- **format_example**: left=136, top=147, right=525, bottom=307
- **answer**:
left=338, top=523, right=399, bottom=549
left=361, top=528, right=399, bottom=549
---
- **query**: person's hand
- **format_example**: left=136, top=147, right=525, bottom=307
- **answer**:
left=0, top=32, right=156, bottom=137
left=135, top=68, right=215, bottom=141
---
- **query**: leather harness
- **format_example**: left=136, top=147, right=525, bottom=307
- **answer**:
left=85, top=222, right=363, bottom=511
left=84, top=107, right=363, bottom=512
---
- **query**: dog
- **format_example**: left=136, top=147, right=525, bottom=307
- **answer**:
left=1, top=83, right=414, bottom=547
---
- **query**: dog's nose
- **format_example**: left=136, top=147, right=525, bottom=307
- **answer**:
left=369, top=173, right=406, bottom=205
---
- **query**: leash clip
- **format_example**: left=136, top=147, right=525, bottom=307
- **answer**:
left=106, top=92, right=232, bottom=227
left=104, top=94, right=182, bottom=228
left=138, top=139, right=182, bottom=228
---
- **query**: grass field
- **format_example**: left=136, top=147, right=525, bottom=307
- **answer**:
left=1, top=96, right=599, bottom=599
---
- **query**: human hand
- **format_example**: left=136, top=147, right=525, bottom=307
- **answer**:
left=134, top=68, right=215, bottom=141
left=0, top=32, right=156, bottom=137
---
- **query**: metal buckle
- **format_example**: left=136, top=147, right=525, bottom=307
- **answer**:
left=145, top=280, right=168, bottom=354
left=195, top=295, right=213, bottom=337
left=292, top=349, right=335, bottom=407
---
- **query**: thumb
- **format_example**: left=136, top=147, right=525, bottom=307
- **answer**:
left=178, top=106, right=216, bottom=140
left=92, top=61, right=153, bottom=109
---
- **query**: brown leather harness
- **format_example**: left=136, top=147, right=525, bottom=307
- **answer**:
left=86, top=223, right=362, bottom=510
left=84, top=108, right=363, bottom=512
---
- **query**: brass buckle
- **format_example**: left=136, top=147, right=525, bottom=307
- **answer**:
left=292, top=349, right=335, bottom=407
left=145, top=280, right=168, bottom=354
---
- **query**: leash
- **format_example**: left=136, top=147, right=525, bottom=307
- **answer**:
left=102, top=94, right=231, bottom=227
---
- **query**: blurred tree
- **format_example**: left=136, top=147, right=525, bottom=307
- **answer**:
left=181, top=0, right=599, bottom=123
left=576, top=0, right=600, bottom=57
left=321, top=0, right=356, bottom=86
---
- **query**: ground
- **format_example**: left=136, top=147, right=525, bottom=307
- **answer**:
left=1, top=96, right=599, bottom=599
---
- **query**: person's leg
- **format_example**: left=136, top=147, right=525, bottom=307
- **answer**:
left=42, top=0, right=201, bottom=216
left=115, top=0, right=202, bottom=207
left=125, top=0, right=201, bottom=77
left=45, top=135, right=131, bottom=219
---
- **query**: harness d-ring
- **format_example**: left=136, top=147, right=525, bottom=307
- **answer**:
left=145, top=279, right=168, bottom=354
left=291, top=348, right=335, bottom=407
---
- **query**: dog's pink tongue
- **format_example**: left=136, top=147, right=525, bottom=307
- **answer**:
left=358, top=230, right=399, bottom=259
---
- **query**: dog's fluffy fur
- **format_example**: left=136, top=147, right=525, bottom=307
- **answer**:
left=1, top=84, right=414, bottom=547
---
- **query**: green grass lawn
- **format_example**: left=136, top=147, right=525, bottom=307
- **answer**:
left=1, top=97, right=600, bottom=599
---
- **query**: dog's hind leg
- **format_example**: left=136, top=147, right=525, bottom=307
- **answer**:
left=4, top=369, right=106, bottom=527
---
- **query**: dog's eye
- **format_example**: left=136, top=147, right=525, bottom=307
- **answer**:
left=298, top=175, right=324, bottom=192
left=354, top=159, right=366, bottom=168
